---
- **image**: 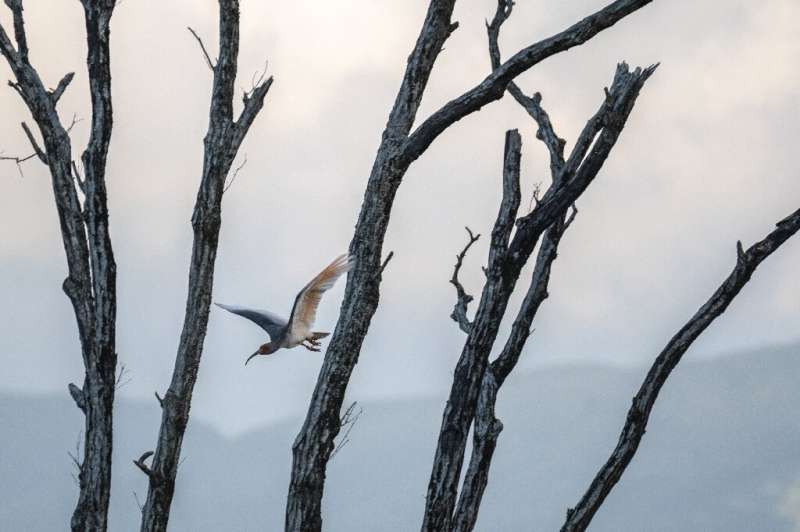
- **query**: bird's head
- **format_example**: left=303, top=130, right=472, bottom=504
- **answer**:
left=245, top=342, right=277, bottom=365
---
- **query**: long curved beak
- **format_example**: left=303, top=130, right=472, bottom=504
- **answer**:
left=244, top=351, right=260, bottom=366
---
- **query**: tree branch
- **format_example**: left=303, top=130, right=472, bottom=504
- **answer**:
left=21, top=121, right=47, bottom=163
left=4, top=0, right=28, bottom=62
left=140, top=2, right=272, bottom=530
left=187, top=26, right=214, bottom=71
left=50, top=72, right=75, bottom=104
left=133, top=451, right=154, bottom=477
left=423, top=63, right=655, bottom=531
left=450, top=227, right=481, bottom=334
left=402, top=0, right=654, bottom=164
left=561, top=207, right=800, bottom=532
left=68, top=382, right=87, bottom=414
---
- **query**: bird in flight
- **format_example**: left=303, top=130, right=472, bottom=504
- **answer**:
left=215, top=254, right=353, bottom=365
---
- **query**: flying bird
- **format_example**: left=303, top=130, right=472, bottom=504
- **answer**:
left=215, top=254, right=353, bottom=365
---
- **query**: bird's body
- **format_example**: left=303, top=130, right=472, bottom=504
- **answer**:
left=215, top=254, right=352, bottom=364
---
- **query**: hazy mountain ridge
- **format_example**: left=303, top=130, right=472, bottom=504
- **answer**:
left=1, top=343, right=798, bottom=531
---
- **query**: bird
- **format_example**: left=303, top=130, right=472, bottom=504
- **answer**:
left=215, top=253, right=353, bottom=365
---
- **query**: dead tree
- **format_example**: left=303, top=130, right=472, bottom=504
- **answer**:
left=135, top=2, right=272, bottom=531
left=429, top=4, right=800, bottom=532
left=286, top=1, right=655, bottom=530
left=558, top=209, right=800, bottom=531
left=423, top=61, right=656, bottom=531
left=1, top=2, right=118, bottom=530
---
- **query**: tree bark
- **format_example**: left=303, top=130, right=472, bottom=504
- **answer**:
left=286, top=2, right=655, bottom=530
left=1, top=2, right=118, bottom=530
left=422, top=63, right=656, bottom=531
left=137, top=2, right=272, bottom=531
left=560, top=207, right=800, bottom=532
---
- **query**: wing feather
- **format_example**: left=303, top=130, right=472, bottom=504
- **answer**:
left=214, top=302, right=288, bottom=341
left=288, top=254, right=353, bottom=340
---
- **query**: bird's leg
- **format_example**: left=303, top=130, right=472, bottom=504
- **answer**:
left=302, top=341, right=321, bottom=352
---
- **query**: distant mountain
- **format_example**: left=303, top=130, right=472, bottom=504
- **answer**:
left=2, top=344, right=799, bottom=531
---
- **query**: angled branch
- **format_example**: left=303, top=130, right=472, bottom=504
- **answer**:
left=50, top=72, right=75, bottom=104
left=187, top=26, right=214, bottom=71
left=487, top=0, right=566, bottom=177
left=232, top=74, right=273, bottom=146
left=450, top=227, right=481, bottom=334
left=133, top=451, right=154, bottom=477
left=376, top=250, right=395, bottom=280
left=68, top=382, right=87, bottom=414
left=508, top=63, right=657, bottom=271
left=21, top=121, right=47, bottom=163
left=402, top=0, right=654, bottom=164
left=561, top=207, right=800, bottom=532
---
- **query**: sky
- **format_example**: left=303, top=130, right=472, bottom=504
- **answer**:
left=0, top=0, right=798, bottom=435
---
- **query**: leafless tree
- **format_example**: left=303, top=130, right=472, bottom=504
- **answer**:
left=286, top=0, right=656, bottom=530
left=1, top=1, right=118, bottom=530
left=2, top=1, right=270, bottom=531
left=134, top=2, right=272, bottom=531
left=421, top=3, right=800, bottom=532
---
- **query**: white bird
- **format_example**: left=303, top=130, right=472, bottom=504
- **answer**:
left=215, top=254, right=353, bottom=365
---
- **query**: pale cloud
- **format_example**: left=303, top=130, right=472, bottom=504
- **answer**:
left=1, top=1, right=798, bottom=433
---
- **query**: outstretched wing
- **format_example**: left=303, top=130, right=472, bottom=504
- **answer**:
left=214, top=302, right=288, bottom=341
left=288, top=254, right=353, bottom=341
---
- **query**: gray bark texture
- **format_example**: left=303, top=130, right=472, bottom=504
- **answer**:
left=285, top=2, right=654, bottom=530
left=137, top=2, right=272, bottom=531
left=560, top=208, right=800, bottom=532
left=421, top=62, right=656, bottom=532
left=1, top=2, right=118, bottom=530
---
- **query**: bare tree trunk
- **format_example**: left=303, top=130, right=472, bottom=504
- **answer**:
left=1, top=2, right=118, bottom=530
left=449, top=6, right=582, bottom=529
left=136, top=2, right=272, bottom=531
left=560, top=208, right=800, bottom=532
left=286, top=2, right=655, bottom=530
left=421, top=62, right=656, bottom=531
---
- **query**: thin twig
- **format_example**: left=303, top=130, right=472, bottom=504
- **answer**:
left=223, top=154, right=247, bottom=193
left=450, top=226, right=481, bottom=334
left=187, top=26, right=214, bottom=71
left=331, top=401, right=363, bottom=459
left=376, top=250, right=395, bottom=279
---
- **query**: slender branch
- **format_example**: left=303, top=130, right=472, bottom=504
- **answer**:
left=376, top=250, right=395, bottom=279
left=21, top=121, right=47, bottom=163
left=561, top=207, right=800, bottom=532
left=330, top=402, right=363, bottom=459
left=187, top=26, right=214, bottom=71
left=450, top=227, right=481, bottom=334
left=487, top=0, right=566, bottom=177
left=424, top=63, right=655, bottom=532
left=402, top=0, right=654, bottom=164
left=223, top=154, right=247, bottom=193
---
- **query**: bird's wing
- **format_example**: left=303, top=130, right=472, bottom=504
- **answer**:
left=288, top=254, right=353, bottom=340
left=214, top=302, right=288, bottom=340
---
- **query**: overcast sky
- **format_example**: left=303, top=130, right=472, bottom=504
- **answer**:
left=1, top=0, right=798, bottom=434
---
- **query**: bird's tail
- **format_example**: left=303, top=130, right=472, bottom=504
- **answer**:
left=311, top=331, right=330, bottom=340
